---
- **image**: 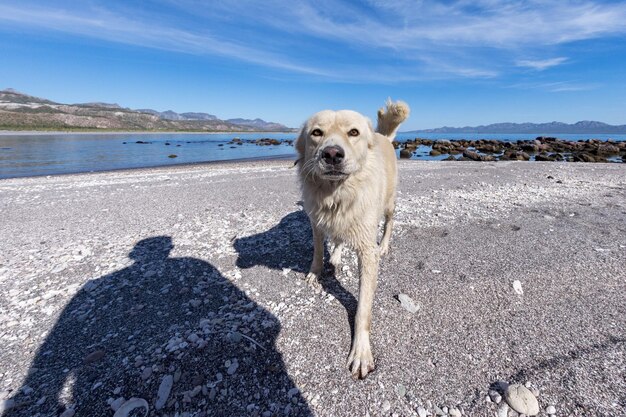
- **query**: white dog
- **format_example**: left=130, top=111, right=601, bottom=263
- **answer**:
left=295, top=100, right=410, bottom=379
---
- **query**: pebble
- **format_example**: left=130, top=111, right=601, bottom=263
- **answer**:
left=287, top=388, right=300, bottom=398
left=155, top=375, right=173, bottom=410
left=397, top=293, right=420, bottom=313
left=227, top=361, right=239, bottom=375
left=504, top=384, right=539, bottom=416
left=497, top=402, right=509, bottom=417
left=512, top=280, right=524, bottom=295
left=449, top=407, right=461, bottom=416
left=489, top=389, right=502, bottom=404
left=141, top=367, right=152, bottom=380
left=84, top=349, right=106, bottom=364
left=546, top=405, right=556, bottom=414
left=110, top=397, right=126, bottom=412
left=417, top=406, right=428, bottom=417
left=381, top=400, right=391, bottom=412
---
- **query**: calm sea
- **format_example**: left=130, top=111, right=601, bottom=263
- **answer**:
left=1, top=131, right=624, bottom=179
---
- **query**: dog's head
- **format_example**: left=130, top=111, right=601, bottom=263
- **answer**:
left=295, top=110, right=374, bottom=181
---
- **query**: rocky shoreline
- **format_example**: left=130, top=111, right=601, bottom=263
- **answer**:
left=395, top=137, right=626, bottom=162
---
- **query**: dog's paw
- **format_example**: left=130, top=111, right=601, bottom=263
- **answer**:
left=347, top=339, right=375, bottom=379
left=379, top=242, right=390, bottom=257
left=305, top=271, right=321, bottom=288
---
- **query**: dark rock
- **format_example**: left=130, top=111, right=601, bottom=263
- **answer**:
left=429, top=150, right=442, bottom=156
left=83, top=349, right=105, bottom=364
left=168, top=154, right=178, bottom=158
left=400, top=149, right=413, bottom=158
left=462, top=150, right=482, bottom=161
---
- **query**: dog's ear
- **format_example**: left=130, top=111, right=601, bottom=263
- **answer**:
left=295, top=123, right=307, bottom=157
left=366, top=118, right=375, bottom=148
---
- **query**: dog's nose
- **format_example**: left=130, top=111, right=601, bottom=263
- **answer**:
left=321, top=145, right=345, bottom=165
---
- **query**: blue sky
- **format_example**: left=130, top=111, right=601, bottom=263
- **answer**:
left=1, top=0, right=625, bottom=129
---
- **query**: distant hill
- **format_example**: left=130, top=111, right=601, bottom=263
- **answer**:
left=408, top=121, right=626, bottom=134
left=0, top=89, right=294, bottom=132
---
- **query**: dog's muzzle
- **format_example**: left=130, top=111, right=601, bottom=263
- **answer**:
left=319, top=145, right=348, bottom=179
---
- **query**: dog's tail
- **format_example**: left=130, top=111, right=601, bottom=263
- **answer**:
left=376, top=99, right=410, bottom=141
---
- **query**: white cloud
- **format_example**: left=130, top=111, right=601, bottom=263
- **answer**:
left=516, top=57, right=569, bottom=71
left=1, top=0, right=625, bottom=81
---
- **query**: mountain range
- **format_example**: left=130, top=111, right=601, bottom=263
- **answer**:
left=0, top=89, right=293, bottom=132
left=408, top=120, right=626, bottom=134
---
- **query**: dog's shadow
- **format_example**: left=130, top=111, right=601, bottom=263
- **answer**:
left=234, top=210, right=358, bottom=336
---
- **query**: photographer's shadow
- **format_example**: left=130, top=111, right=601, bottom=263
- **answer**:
left=5, top=236, right=310, bottom=417
left=234, top=210, right=358, bottom=335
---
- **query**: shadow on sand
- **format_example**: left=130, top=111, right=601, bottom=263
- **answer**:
left=234, top=210, right=358, bottom=338
left=5, top=236, right=311, bottom=416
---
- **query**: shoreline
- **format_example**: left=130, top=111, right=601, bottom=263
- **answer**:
left=0, top=153, right=296, bottom=181
left=0, top=130, right=297, bottom=136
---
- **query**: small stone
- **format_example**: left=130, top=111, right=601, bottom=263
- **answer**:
left=287, top=388, right=299, bottom=398
left=396, top=293, right=420, bottom=313
left=84, top=349, right=105, bottom=364
left=489, top=389, right=502, bottom=404
left=110, top=397, right=126, bottom=412
left=449, top=408, right=461, bottom=416
left=434, top=406, right=444, bottom=415
left=442, top=406, right=448, bottom=414
left=512, top=280, right=523, bottom=295
left=504, top=384, right=539, bottom=416
left=395, top=384, right=406, bottom=398
left=497, top=402, right=509, bottom=417
left=155, top=375, right=173, bottom=410
left=417, top=406, right=428, bottom=417
left=382, top=400, right=391, bottom=412
left=141, top=367, right=152, bottom=380
left=227, top=361, right=239, bottom=375
left=546, top=405, right=556, bottom=414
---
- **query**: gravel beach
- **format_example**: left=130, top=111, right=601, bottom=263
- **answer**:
left=1, top=160, right=624, bottom=417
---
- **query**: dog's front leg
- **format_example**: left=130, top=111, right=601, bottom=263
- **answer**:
left=305, top=222, right=324, bottom=285
left=347, top=244, right=379, bottom=379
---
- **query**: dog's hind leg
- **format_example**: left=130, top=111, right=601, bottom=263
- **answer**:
left=306, top=223, right=324, bottom=285
left=379, top=211, right=394, bottom=257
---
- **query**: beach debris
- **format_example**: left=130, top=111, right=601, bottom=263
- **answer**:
left=113, top=398, right=149, bottom=417
left=168, top=154, right=178, bottom=158
left=155, top=375, right=173, bottom=410
left=504, top=383, right=540, bottom=416
left=513, top=280, right=524, bottom=295
left=396, top=293, right=420, bottom=313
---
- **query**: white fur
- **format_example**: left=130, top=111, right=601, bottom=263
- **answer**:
left=295, top=100, right=410, bottom=379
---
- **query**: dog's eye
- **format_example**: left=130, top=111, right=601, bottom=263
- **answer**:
left=348, top=128, right=359, bottom=137
left=311, top=129, right=323, bottom=137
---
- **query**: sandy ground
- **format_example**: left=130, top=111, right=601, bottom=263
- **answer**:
left=0, top=160, right=624, bottom=417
